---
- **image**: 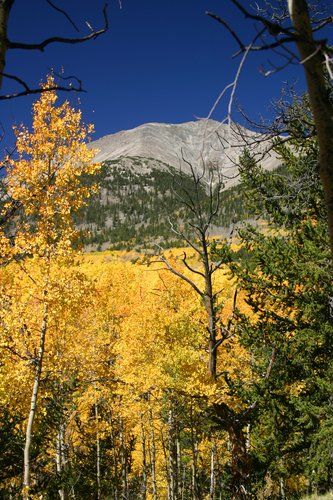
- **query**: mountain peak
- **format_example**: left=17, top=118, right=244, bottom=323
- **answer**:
left=90, top=120, right=277, bottom=188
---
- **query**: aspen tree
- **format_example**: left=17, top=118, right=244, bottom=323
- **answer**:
left=1, top=76, right=100, bottom=497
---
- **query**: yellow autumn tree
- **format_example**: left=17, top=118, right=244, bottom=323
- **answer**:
left=0, top=76, right=100, bottom=498
left=106, top=256, right=246, bottom=498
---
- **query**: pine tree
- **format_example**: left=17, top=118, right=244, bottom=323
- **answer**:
left=230, top=94, right=333, bottom=496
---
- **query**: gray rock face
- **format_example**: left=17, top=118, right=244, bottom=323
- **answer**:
left=90, top=120, right=279, bottom=188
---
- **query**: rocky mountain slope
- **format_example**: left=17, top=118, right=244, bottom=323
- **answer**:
left=90, top=120, right=278, bottom=189
left=78, top=120, right=280, bottom=250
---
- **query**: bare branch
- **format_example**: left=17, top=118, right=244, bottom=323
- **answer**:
left=228, top=0, right=294, bottom=38
left=227, top=288, right=238, bottom=333
left=182, top=252, right=205, bottom=278
left=265, top=347, right=277, bottom=379
left=156, top=251, right=204, bottom=298
left=311, top=15, right=333, bottom=32
left=0, top=77, right=84, bottom=100
left=205, top=11, right=245, bottom=51
left=45, top=0, right=80, bottom=32
left=167, top=218, right=203, bottom=256
left=1, top=72, right=30, bottom=91
left=7, top=2, right=109, bottom=51
left=324, top=51, right=333, bottom=79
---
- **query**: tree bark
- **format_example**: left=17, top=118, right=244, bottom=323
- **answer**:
left=288, top=0, right=333, bottom=258
left=119, top=418, right=128, bottom=500
left=229, top=424, right=250, bottom=500
left=176, top=433, right=182, bottom=499
left=0, top=0, right=13, bottom=90
left=95, top=401, right=101, bottom=500
left=190, top=433, right=199, bottom=500
left=140, top=413, right=147, bottom=500
left=168, top=407, right=178, bottom=500
left=201, top=234, right=218, bottom=380
left=109, top=412, right=119, bottom=500
left=23, top=302, right=49, bottom=499
left=209, top=443, right=216, bottom=500
left=148, top=399, right=158, bottom=500
left=56, top=423, right=66, bottom=500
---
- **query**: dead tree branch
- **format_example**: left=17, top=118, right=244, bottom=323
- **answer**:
left=0, top=1, right=109, bottom=98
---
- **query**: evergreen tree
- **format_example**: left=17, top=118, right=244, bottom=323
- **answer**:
left=228, top=95, right=333, bottom=496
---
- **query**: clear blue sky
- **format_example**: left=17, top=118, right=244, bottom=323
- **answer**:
left=2, top=0, right=308, bottom=152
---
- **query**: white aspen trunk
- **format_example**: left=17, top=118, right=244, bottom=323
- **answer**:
left=56, top=423, right=65, bottom=500
left=109, top=412, right=119, bottom=500
left=181, top=467, right=186, bottom=500
left=209, top=443, right=215, bottom=500
left=120, top=418, right=128, bottom=499
left=168, top=408, right=178, bottom=500
left=176, top=436, right=182, bottom=500
left=148, top=399, right=158, bottom=500
left=280, top=477, right=286, bottom=499
left=140, top=414, right=147, bottom=500
left=160, top=428, right=170, bottom=499
left=191, top=440, right=199, bottom=500
left=23, top=302, right=49, bottom=499
left=95, top=402, right=101, bottom=500
left=190, top=402, right=199, bottom=500
left=246, top=424, right=251, bottom=455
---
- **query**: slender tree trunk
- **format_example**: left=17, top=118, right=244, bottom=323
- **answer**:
left=160, top=427, right=170, bottom=498
left=245, top=424, right=250, bottom=455
left=288, top=0, right=333, bottom=259
left=201, top=235, right=218, bottom=380
left=176, top=434, right=182, bottom=499
left=148, top=398, right=158, bottom=500
left=95, top=401, right=101, bottom=500
left=168, top=407, right=178, bottom=500
left=140, top=413, right=147, bottom=500
left=23, top=302, right=49, bottom=499
left=181, top=466, right=186, bottom=500
left=119, top=418, right=128, bottom=500
left=0, top=0, right=13, bottom=90
left=190, top=403, right=200, bottom=500
left=280, top=477, right=286, bottom=499
left=191, top=438, right=199, bottom=500
left=56, top=422, right=66, bottom=500
left=210, top=443, right=216, bottom=500
left=109, top=412, right=119, bottom=500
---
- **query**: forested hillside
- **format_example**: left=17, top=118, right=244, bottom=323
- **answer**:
left=76, top=157, right=253, bottom=250
left=0, top=84, right=332, bottom=500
